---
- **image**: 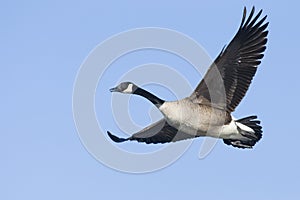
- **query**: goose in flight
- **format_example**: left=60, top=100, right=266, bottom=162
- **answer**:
left=107, top=7, right=268, bottom=148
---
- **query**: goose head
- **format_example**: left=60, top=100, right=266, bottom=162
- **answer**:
left=109, top=82, right=165, bottom=107
left=109, top=82, right=138, bottom=94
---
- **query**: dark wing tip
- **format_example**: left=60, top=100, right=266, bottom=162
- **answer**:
left=240, top=6, right=268, bottom=30
left=240, top=7, right=247, bottom=27
left=107, top=131, right=128, bottom=143
left=244, top=6, right=255, bottom=26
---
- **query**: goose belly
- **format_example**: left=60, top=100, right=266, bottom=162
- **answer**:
left=159, top=100, right=230, bottom=137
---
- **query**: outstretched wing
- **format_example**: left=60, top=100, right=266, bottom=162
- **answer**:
left=190, top=7, right=269, bottom=112
left=107, top=119, right=196, bottom=144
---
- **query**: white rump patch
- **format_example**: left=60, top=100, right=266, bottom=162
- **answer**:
left=236, top=122, right=254, bottom=133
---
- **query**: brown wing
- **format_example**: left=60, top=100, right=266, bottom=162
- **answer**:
left=190, top=7, right=269, bottom=112
left=107, top=119, right=196, bottom=144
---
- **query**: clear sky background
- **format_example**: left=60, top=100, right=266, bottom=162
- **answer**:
left=2, top=0, right=300, bottom=199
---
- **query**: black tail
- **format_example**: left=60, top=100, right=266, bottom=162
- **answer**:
left=223, top=116, right=263, bottom=149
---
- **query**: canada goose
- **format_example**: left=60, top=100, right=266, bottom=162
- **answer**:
left=107, top=7, right=268, bottom=149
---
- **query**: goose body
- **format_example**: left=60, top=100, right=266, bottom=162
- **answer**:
left=159, top=99, right=231, bottom=137
left=107, top=7, right=267, bottom=149
left=160, top=99, right=253, bottom=141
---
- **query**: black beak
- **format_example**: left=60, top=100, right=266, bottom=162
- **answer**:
left=109, top=87, right=118, bottom=92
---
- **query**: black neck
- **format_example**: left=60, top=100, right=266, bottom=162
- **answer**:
left=133, top=88, right=165, bottom=107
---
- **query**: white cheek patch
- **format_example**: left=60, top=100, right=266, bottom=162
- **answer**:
left=123, top=84, right=133, bottom=93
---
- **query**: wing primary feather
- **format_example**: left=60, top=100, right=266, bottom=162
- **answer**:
left=243, top=7, right=255, bottom=27
left=239, top=7, right=247, bottom=28
left=246, top=9, right=263, bottom=28
left=107, top=131, right=128, bottom=143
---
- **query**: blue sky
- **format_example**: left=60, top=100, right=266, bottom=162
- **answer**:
left=2, top=0, right=300, bottom=199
